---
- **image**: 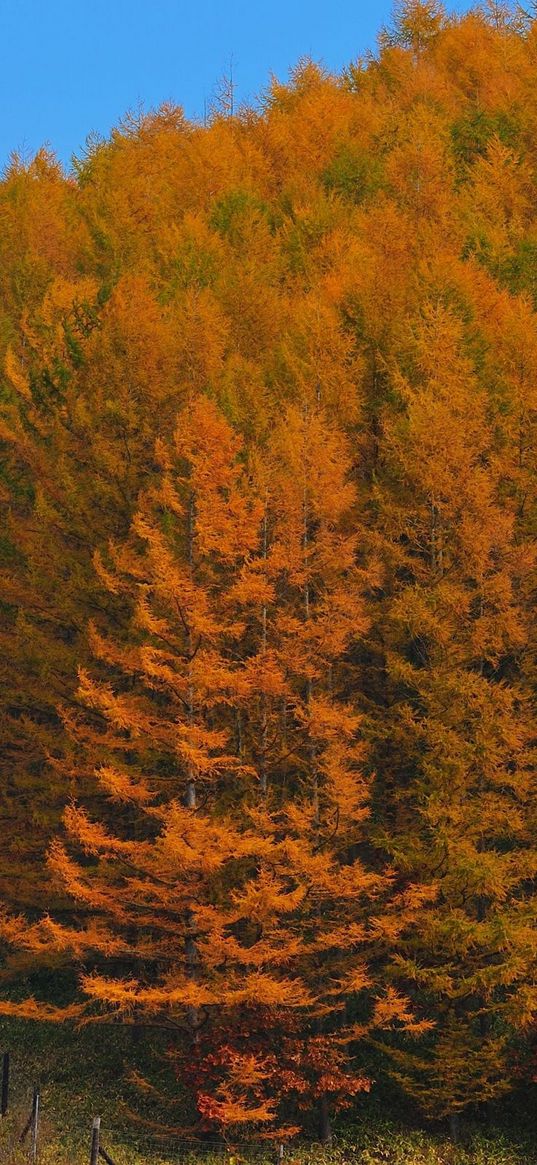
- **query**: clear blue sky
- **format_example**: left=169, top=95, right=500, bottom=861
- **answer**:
left=0, top=0, right=471, bottom=171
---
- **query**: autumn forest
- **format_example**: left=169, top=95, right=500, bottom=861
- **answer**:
left=1, top=1, right=537, bottom=1155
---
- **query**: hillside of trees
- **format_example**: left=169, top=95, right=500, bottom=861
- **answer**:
left=0, top=0, right=536, bottom=1148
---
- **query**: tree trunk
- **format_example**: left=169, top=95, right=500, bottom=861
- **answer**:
left=319, top=1093, right=332, bottom=1145
left=449, top=1112, right=461, bottom=1144
left=259, top=500, right=269, bottom=796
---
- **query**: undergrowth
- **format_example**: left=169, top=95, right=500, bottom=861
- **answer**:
left=0, top=1018, right=534, bottom=1165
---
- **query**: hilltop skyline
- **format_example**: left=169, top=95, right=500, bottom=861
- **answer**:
left=1, top=0, right=471, bottom=169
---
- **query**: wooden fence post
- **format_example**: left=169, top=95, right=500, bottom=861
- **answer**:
left=1, top=1052, right=9, bottom=1117
left=30, top=1087, right=40, bottom=1164
left=99, top=1146, right=118, bottom=1165
left=90, top=1117, right=101, bottom=1165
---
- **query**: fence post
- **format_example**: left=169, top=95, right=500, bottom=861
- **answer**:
left=277, top=1143, right=284, bottom=1165
left=99, top=1147, right=118, bottom=1165
left=90, top=1117, right=101, bottom=1165
left=30, top=1087, right=40, bottom=1164
left=1, top=1052, right=9, bottom=1117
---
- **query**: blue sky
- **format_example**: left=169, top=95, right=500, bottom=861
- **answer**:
left=1, top=0, right=471, bottom=170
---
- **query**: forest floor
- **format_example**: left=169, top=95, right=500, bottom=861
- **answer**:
left=0, top=1016, right=534, bottom=1165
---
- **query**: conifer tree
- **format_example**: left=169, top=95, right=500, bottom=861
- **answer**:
left=1, top=2, right=537, bottom=1132
left=0, top=400, right=427, bottom=1135
left=369, top=301, right=537, bottom=1130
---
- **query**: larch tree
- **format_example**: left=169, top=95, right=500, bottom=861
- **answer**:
left=369, top=301, right=537, bottom=1134
left=1, top=0, right=537, bottom=1136
left=0, top=399, right=427, bottom=1137
left=0, top=272, right=185, bottom=910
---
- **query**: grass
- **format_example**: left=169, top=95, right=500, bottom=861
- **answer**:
left=0, top=1017, right=535, bottom=1165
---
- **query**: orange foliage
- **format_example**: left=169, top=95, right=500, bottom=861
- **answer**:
left=0, top=0, right=537, bottom=1137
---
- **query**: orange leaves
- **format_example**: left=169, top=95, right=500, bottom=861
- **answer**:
left=156, top=805, right=260, bottom=875
left=304, top=694, right=362, bottom=742
left=371, top=986, right=433, bottom=1035
left=86, top=273, right=178, bottom=411
left=4, top=345, right=32, bottom=400
left=239, top=649, right=287, bottom=700
left=197, top=1090, right=277, bottom=1129
left=62, top=803, right=138, bottom=857
left=225, top=974, right=314, bottom=1010
left=229, top=564, right=276, bottom=610
left=269, top=404, right=357, bottom=544
left=76, top=670, right=149, bottom=736
left=173, top=398, right=263, bottom=561
left=78, top=969, right=313, bottom=1015
left=230, top=871, right=307, bottom=925
left=80, top=974, right=218, bottom=1013
left=175, top=288, right=230, bottom=391
left=329, top=964, right=372, bottom=996
left=3, top=10, right=537, bottom=1135
left=95, top=765, right=155, bottom=805
left=0, top=997, right=84, bottom=1024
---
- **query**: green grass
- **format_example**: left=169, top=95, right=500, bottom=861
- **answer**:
left=0, top=1018, right=535, bottom=1165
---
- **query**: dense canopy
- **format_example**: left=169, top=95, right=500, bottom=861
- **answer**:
left=0, top=0, right=536, bottom=1141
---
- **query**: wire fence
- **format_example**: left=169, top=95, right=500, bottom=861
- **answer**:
left=0, top=1052, right=291, bottom=1165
